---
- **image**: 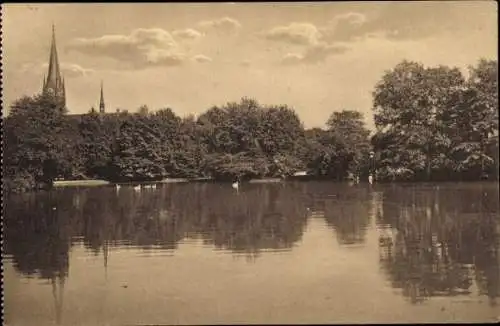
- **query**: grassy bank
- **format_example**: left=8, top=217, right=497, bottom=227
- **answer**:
left=53, top=179, right=110, bottom=187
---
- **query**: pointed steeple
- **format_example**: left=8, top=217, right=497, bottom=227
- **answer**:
left=46, top=24, right=62, bottom=90
left=99, top=80, right=105, bottom=113
left=43, top=24, right=65, bottom=107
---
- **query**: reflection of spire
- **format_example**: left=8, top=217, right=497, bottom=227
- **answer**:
left=103, top=239, right=108, bottom=281
left=51, top=274, right=65, bottom=325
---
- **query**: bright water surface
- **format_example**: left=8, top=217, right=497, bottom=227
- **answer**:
left=3, top=182, right=500, bottom=325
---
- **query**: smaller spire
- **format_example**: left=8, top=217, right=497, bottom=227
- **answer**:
left=62, top=77, right=66, bottom=102
left=99, top=80, right=105, bottom=113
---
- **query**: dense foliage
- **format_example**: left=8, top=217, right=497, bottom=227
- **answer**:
left=3, top=59, right=498, bottom=192
left=372, top=59, right=498, bottom=181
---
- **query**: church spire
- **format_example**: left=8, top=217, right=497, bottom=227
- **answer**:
left=99, top=80, right=105, bottom=113
left=43, top=24, right=65, bottom=107
left=46, top=24, right=61, bottom=90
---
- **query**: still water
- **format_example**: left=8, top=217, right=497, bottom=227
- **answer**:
left=3, top=182, right=500, bottom=325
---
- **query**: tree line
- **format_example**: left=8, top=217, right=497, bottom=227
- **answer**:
left=3, top=59, right=498, bottom=193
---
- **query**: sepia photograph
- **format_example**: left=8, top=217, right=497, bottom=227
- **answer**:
left=2, top=1, right=499, bottom=325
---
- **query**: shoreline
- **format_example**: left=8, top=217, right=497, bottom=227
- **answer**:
left=51, top=178, right=499, bottom=187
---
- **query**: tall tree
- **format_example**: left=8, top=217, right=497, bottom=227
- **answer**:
left=4, top=93, right=77, bottom=191
left=109, top=112, right=166, bottom=181
left=77, top=113, right=115, bottom=178
left=326, top=110, right=371, bottom=179
left=440, top=59, right=498, bottom=179
left=372, top=61, right=466, bottom=181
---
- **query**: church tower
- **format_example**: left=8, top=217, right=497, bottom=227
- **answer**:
left=99, top=81, right=106, bottom=113
left=42, top=24, right=66, bottom=107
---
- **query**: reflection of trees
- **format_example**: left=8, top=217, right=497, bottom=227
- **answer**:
left=323, top=186, right=371, bottom=245
left=5, top=183, right=310, bottom=270
left=174, top=183, right=309, bottom=257
left=4, top=192, right=72, bottom=279
left=377, top=184, right=500, bottom=305
left=4, top=191, right=74, bottom=324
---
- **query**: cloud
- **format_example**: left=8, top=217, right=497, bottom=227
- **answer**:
left=197, top=17, right=242, bottom=33
left=262, top=22, right=322, bottom=46
left=20, top=62, right=95, bottom=78
left=262, top=21, right=353, bottom=65
left=192, top=54, right=212, bottom=63
left=266, top=4, right=459, bottom=50
left=67, top=28, right=186, bottom=69
left=335, top=12, right=367, bottom=26
left=268, top=5, right=457, bottom=67
left=281, top=53, right=304, bottom=65
left=240, top=60, right=251, bottom=67
left=146, top=49, right=186, bottom=66
left=172, top=28, right=203, bottom=40
left=281, top=43, right=350, bottom=65
left=58, top=63, right=95, bottom=78
left=320, top=12, right=368, bottom=43
left=319, top=4, right=461, bottom=44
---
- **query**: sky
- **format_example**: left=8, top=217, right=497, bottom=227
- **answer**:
left=2, top=1, right=498, bottom=129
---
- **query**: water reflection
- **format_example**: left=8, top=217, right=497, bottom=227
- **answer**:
left=3, top=182, right=500, bottom=324
left=323, top=186, right=371, bottom=246
left=4, top=192, right=71, bottom=324
left=377, top=184, right=500, bottom=306
left=4, top=183, right=311, bottom=271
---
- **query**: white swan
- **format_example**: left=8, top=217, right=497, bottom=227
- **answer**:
left=232, top=181, right=239, bottom=190
left=133, top=185, right=141, bottom=191
left=368, top=174, right=373, bottom=185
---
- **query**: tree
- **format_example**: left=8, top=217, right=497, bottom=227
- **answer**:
left=303, top=128, right=344, bottom=178
left=198, top=98, right=306, bottom=180
left=372, top=61, right=466, bottom=181
left=327, top=110, right=371, bottom=179
left=109, top=112, right=167, bottom=181
left=4, top=93, right=78, bottom=191
left=171, top=115, right=207, bottom=178
left=443, top=59, right=499, bottom=179
left=77, top=113, right=115, bottom=179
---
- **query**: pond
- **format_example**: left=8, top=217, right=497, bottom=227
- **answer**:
left=3, top=182, right=500, bottom=325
